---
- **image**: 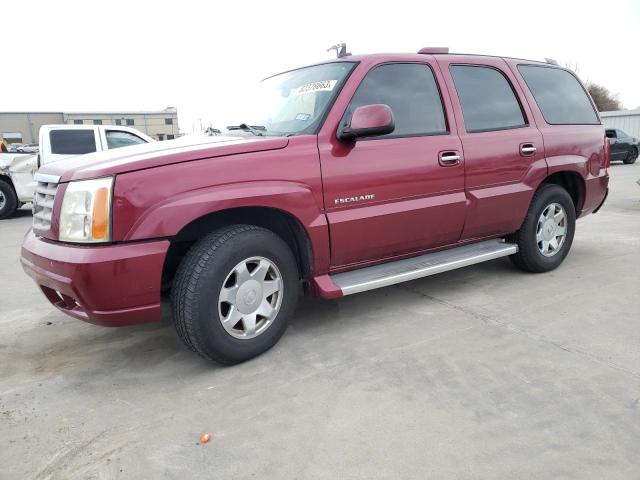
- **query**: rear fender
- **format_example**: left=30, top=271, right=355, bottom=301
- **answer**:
left=546, top=154, right=590, bottom=178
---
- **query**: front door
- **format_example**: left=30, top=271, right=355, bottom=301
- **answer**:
left=319, top=60, right=466, bottom=268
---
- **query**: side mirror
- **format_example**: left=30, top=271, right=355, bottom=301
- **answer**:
left=338, top=104, right=395, bottom=141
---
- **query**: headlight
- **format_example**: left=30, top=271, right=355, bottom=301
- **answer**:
left=59, top=177, right=113, bottom=243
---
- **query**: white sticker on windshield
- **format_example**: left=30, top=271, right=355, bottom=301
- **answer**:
left=292, top=80, right=337, bottom=96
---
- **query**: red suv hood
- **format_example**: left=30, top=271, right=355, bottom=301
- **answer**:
left=40, top=135, right=290, bottom=182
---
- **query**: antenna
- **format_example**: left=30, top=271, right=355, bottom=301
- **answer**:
left=327, top=43, right=351, bottom=58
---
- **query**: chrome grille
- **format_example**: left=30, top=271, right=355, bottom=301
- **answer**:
left=33, top=174, right=60, bottom=230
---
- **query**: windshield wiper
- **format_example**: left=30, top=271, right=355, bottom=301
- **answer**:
left=226, top=123, right=266, bottom=136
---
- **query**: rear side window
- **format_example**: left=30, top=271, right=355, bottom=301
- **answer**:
left=346, top=63, right=447, bottom=137
left=450, top=65, right=526, bottom=133
left=518, top=65, right=599, bottom=125
left=49, top=130, right=96, bottom=155
left=106, top=130, right=147, bottom=149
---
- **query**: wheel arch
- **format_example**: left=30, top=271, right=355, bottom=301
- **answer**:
left=541, top=170, right=585, bottom=215
left=0, top=173, right=16, bottom=190
left=162, top=206, right=314, bottom=292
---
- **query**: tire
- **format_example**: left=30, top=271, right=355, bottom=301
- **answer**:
left=0, top=179, right=18, bottom=220
left=623, top=147, right=638, bottom=164
left=509, top=184, right=576, bottom=273
left=171, top=225, right=299, bottom=365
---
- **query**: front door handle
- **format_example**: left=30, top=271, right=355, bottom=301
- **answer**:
left=520, top=143, right=537, bottom=156
left=439, top=151, right=461, bottom=166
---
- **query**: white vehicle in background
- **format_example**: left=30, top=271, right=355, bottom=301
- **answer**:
left=0, top=124, right=153, bottom=219
left=17, top=144, right=39, bottom=154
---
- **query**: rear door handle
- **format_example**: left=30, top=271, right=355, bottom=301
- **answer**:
left=520, top=143, right=537, bottom=156
left=439, top=151, right=461, bottom=166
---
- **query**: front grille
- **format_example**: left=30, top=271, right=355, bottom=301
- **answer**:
left=33, top=179, right=59, bottom=230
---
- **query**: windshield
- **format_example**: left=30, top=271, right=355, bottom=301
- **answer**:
left=225, top=62, right=356, bottom=136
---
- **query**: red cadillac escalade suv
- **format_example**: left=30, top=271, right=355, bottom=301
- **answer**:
left=21, top=48, right=609, bottom=364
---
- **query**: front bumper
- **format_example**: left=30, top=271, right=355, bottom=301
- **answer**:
left=21, top=230, right=169, bottom=326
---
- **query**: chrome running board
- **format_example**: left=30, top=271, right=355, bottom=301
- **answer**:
left=331, top=239, right=518, bottom=296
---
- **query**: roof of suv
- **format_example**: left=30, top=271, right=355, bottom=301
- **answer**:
left=331, top=52, right=554, bottom=65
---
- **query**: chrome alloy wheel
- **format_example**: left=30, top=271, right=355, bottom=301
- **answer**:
left=218, top=256, right=283, bottom=339
left=536, top=202, right=567, bottom=257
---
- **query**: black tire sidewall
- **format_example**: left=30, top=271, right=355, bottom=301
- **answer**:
left=624, top=147, right=638, bottom=164
left=185, top=228, right=298, bottom=363
left=0, top=180, right=18, bottom=220
left=517, top=185, right=576, bottom=272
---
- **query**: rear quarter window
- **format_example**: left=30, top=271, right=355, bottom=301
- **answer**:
left=49, top=129, right=97, bottom=155
left=517, top=65, right=599, bottom=125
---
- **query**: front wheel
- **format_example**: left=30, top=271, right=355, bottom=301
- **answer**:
left=623, top=147, right=638, bottom=164
left=171, top=225, right=299, bottom=365
left=0, top=179, right=18, bottom=220
left=509, top=184, right=576, bottom=273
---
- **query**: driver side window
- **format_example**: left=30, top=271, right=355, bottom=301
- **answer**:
left=106, top=130, right=146, bottom=149
left=345, top=63, right=448, bottom=138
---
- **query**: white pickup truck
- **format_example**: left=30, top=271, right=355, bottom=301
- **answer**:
left=0, top=124, right=153, bottom=219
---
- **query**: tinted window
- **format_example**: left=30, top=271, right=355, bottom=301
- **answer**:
left=126, top=119, right=134, bottom=126
left=93, top=119, right=102, bottom=125
left=346, top=63, right=447, bottom=137
left=106, top=130, right=146, bottom=149
left=50, top=129, right=96, bottom=155
left=605, top=129, right=616, bottom=139
left=73, top=119, right=83, bottom=125
left=450, top=65, right=526, bottom=133
left=518, top=65, right=599, bottom=125
left=165, top=118, right=173, bottom=125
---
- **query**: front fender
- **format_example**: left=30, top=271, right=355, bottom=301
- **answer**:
left=124, top=180, right=322, bottom=238
left=117, top=180, right=331, bottom=274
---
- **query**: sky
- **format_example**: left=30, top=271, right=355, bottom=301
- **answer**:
left=3, top=0, right=639, bottom=133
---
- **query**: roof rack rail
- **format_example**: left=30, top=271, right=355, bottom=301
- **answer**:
left=418, top=47, right=449, bottom=54
left=544, top=58, right=559, bottom=65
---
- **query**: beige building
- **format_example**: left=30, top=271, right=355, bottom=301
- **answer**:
left=0, top=108, right=178, bottom=144
left=0, top=112, right=64, bottom=144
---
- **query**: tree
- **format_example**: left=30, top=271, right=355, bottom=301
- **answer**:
left=587, top=83, right=622, bottom=112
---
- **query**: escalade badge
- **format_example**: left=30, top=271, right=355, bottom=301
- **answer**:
left=334, top=194, right=375, bottom=205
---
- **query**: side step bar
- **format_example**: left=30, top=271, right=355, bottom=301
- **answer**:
left=330, top=239, right=518, bottom=296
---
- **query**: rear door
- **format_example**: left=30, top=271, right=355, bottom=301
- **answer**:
left=41, top=127, right=99, bottom=165
left=605, top=129, right=624, bottom=160
left=613, top=130, right=633, bottom=160
left=436, top=56, right=546, bottom=240
left=319, top=59, right=466, bottom=267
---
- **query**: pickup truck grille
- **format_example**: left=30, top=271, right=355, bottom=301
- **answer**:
left=33, top=178, right=59, bottom=231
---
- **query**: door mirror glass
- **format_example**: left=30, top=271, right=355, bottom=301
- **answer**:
left=338, top=104, right=395, bottom=141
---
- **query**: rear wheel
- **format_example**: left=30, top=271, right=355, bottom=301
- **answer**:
left=0, top=179, right=18, bottom=220
left=171, top=225, right=299, bottom=365
left=509, top=184, right=576, bottom=273
left=623, top=147, right=638, bottom=164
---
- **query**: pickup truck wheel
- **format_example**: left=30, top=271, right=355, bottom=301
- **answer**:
left=0, top=179, right=18, bottom=220
left=509, top=184, right=576, bottom=273
left=171, top=225, right=299, bottom=365
left=623, top=147, right=638, bottom=164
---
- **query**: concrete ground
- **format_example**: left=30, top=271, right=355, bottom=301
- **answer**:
left=1, top=163, right=639, bottom=480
